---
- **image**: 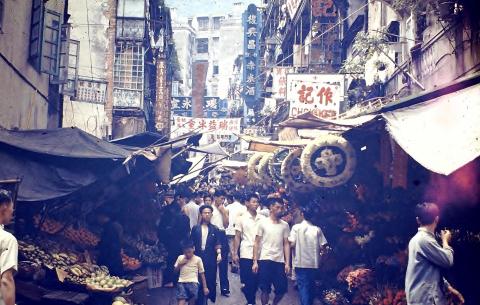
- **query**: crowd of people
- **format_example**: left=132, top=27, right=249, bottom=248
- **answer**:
left=155, top=185, right=466, bottom=305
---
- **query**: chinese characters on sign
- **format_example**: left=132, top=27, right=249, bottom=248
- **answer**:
left=172, top=116, right=241, bottom=141
left=242, top=4, right=262, bottom=109
left=171, top=97, right=193, bottom=117
left=155, top=59, right=170, bottom=132
left=272, top=67, right=294, bottom=99
left=203, top=97, right=228, bottom=118
left=286, top=74, right=345, bottom=118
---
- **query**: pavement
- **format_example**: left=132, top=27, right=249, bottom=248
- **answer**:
left=145, top=268, right=301, bottom=305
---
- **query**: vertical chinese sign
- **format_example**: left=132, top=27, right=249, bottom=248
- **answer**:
left=310, top=0, right=342, bottom=72
left=242, top=4, right=262, bottom=113
left=155, top=58, right=170, bottom=134
left=272, top=67, right=294, bottom=99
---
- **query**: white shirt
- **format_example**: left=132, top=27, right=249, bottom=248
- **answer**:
left=211, top=204, right=226, bottom=230
left=0, top=227, right=18, bottom=304
left=201, top=225, right=209, bottom=251
left=225, top=201, right=247, bottom=236
left=184, top=201, right=200, bottom=229
left=289, top=220, right=327, bottom=269
left=258, top=207, right=270, bottom=218
left=235, top=211, right=265, bottom=259
left=174, top=255, right=205, bottom=283
left=257, top=217, right=290, bottom=263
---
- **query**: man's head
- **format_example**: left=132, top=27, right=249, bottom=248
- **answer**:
left=175, top=192, right=187, bottom=207
left=415, top=202, right=440, bottom=227
left=194, top=193, right=203, bottom=205
left=0, top=190, right=14, bottom=225
left=199, top=205, right=214, bottom=224
left=203, top=194, right=213, bottom=206
left=301, top=206, right=315, bottom=223
left=268, top=197, right=284, bottom=218
left=181, top=239, right=195, bottom=258
left=213, top=189, right=226, bottom=206
left=244, top=193, right=260, bottom=212
left=164, top=190, right=175, bottom=205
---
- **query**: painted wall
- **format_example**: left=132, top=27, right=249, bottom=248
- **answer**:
left=62, top=98, right=109, bottom=139
left=0, top=0, right=64, bottom=130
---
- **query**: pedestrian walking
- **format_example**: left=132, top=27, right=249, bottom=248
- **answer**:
left=0, top=190, right=17, bottom=305
left=233, top=193, right=265, bottom=305
left=252, top=197, right=291, bottom=305
left=190, top=205, right=222, bottom=305
left=211, top=189, right=230, bottom=296
left=226, top=192, right=246, bottom=272
left=289, top=206, right=328, bottom=305
left=174, top=240, right=209, bottom=305
left=405, top=202, right=464, bottom=305
left=184, top=193, right=202, bottom=229
left=159, top=190, right=191, bottom=288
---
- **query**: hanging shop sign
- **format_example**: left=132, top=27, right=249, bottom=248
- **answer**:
left=171, top=96, right=193, bottom=117
left=172, top=115, right=241, bottom=136
left=272, top=67, right=294, bottom=99
left=286, top=0, right=303, bottom=19
left=203, top=97, right=228, bottom=118
left=286, top=74, right=345, bottom=118
left=155, top=58, right=170, bottom=133
left=300, top=135, right=356, bottom=188
left=242, top=4, right=262, bottom=109
left=281, top=148, right=316, bottom=193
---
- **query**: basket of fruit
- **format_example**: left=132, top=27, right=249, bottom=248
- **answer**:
left=86, top=273, right=133, bottom=293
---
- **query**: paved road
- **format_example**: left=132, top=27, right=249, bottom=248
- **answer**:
left=146, top=269, right=300, bottom=305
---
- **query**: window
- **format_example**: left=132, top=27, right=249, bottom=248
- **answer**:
left=116, top=0, right=145, bottom=40
left=28, top=0, right=62, bottom=75
left=196, top=38, right=208, bottom=53
left=213, top=61, right=219, bottom=75
left=197, top=17, right=209, bottom=31
left=387, top=21, right=400, bottom=43
left=117, top=0, right=144, bottom=18
left=0, top=0, right=4, bottom=32
left=61, top=40, right=79, bottom=97
left=211, top=84, right=218, bottom=97
left=51, top=24, right=70, bottom=84
left=113, top=43, right=144, bottom=108
left=172, top=81, right=179, bottom=97
left=213, top=17, right=221, bottom=30
left=212, top=37, right=219, bottom=49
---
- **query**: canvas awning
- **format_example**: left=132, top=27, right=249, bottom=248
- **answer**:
left=382, top=83, right=480, bottom=175
left=279, top=111, right=377, bottom=131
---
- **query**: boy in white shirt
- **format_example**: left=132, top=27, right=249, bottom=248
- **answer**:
left=175, top=240, right=209, bottom=305
left=0, top=190, right=17, bottom=305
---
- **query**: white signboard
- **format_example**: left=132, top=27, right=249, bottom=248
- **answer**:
left=172, top=116, right=241, bottom=137
left=272, top=67, right=294, bottom=99
left=286, top=74, right=344, bottom=118
left=286, top=0, right=303, bottom=19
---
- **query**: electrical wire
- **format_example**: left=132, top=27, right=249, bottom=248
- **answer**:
left=84, top=0, right=95, bottom=81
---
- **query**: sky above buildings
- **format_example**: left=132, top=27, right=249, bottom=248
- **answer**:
left=166, top=0, right=262, bottom=17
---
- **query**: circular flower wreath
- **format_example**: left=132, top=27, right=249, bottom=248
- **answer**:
left=280, top=148, right=316, bottom=193
left=268, top=147, right=290, bottom=185
left=258, top=153, right=274, bottom=186
left=300, top=134, right=357, bottom=188
left=247, top=152, right=266, bottom=185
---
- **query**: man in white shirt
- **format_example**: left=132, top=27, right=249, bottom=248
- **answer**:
left=289, top=206, right=328, bottom=305
left=0, top=190, right=17, bottom=305
left=233, top=193, right=264, bottom=305
left=253, top=198, right=291, bottom=305
left=183, top=193, right=202, bottom=229
left=210, top=190, right=230, bottom=296
left=225, top=193, right=246, bottom=271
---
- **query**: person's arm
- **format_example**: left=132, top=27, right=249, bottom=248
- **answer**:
left=174, top=255, right=187, bottom=272
left=200, top=272, right=209, bottom=295
left=218, top=205, right=229, bottom=229
left=252, top=235, right=261, bottom=273
left=288, top=225, right=297, bottom=248
left=418, top=238, right=454, bottom=268
left=233, top=230, right=241, bottom=265
left=1, top=269, right=15, bottom=305
left=283, top=224, right=291, bottom=274
left=213, top=227, right=222, bottom=263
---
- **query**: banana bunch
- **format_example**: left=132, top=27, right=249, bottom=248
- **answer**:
left=66, top=264, right=106, bottom=285
left=19, top=241, right=54, bottom=267
left=50, top=252, right=80, bottom=268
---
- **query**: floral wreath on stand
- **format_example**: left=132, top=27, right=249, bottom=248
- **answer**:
left=268, top=147, right=290, bottom=186
left=258, top=153, right=274, bottom=186
left=300, top=134, right=357, bottom=188
left=247, top=152, right=266, bottom=185
left=281, top=148, right=316, bottom=193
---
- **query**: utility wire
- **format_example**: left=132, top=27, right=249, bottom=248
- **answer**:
left=85, top=0, right=95, bottom=81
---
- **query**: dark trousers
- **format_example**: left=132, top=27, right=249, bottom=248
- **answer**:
left=218, top=230, right=230, bottom=292
left=295, top=268, right=316, bottom=305
left=196, top=252, right=217, bottom=305
left=163, top=246, right=180, bottom=284
left=240, top=258, right=259, bottom=304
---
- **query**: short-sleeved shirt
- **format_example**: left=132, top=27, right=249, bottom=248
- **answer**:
left=184, top=201, right=200, bottom=229
left=0, top=228, right=18, bottom=305
left=289, top=220, right=327, bottom=269
left=211, top=204, right=226, bottom=230
left=174, top=254, right=205, bottom=283
left=225, top=201, right=246, bottom=236
left=236, top=212, right=265, bottom=259
left=256, top=217, right=290, bottom=263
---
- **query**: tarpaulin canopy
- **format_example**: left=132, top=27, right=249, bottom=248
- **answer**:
left=190, top=142, right=229, bottom=156
left=382, top=83, right=480, bottom=175
left=0, top=127, right=131, bottom=202
left=279, top=111, right=377, bottom=131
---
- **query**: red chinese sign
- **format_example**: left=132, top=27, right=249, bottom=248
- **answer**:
left=172, top=116, right=241, bottom=136
left=286, top=74, right=344, bottom=118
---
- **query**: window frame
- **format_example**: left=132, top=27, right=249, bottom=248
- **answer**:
left=197, top=17, right=209, bottom=31
left=196, top=38, right=209, bottom=54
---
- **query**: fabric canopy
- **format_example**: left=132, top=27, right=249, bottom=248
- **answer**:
left=190, top=142, right=229, bottom=156
left=382, top=83, right=480, bottom=176
left=279, top=111, right=377, bottom=131
left=0, top=128, right=130, bottom=201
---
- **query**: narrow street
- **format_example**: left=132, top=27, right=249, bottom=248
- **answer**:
left=146, top=271, right=300, bottom=305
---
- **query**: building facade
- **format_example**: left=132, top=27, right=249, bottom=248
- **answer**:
left=0, top=0, right=67, bottom=130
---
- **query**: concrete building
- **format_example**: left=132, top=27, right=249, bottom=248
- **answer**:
left=171, top=9, right=195, bottom=97
left=0, top=0, right=66, bottom=130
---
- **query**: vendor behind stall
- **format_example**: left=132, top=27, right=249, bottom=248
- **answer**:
left=95, top=209, right=123, bottom=276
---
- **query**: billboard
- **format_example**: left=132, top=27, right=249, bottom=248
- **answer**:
left=286, top=74, right=345, bottom=118
left=242, top=4, right=262, bottom=109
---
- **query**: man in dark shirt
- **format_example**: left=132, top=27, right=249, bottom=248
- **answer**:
left=96, top=210, right=123, bottom=276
